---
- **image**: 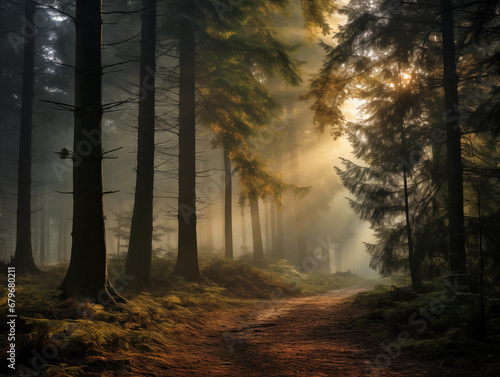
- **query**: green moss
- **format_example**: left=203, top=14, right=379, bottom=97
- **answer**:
left=352, top=276, right=500, bottom=360
left=299, top=271, right=364, bottom=296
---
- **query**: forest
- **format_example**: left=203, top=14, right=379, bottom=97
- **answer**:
left=0, top=0, right=499, bottom=376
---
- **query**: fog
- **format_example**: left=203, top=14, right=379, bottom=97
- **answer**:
left=0, top=0, right=379, bottom=278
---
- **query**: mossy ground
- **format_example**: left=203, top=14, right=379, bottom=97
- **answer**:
left=352, top=275, right=500, bottom=365
left=0, top=254, right=362, bottom=376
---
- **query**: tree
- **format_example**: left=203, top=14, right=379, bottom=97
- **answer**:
left=300, top=0, right=339, bottom=39
left=464, top=1, right=500, bottom=286
left=236, top=151, right=310, bottom=260
left=202, top=58, right=286, bottom=261
left=302, top=0, right=495, bottom=282
left=335, top=117, right=428, bottom=290
left=172, top=0, right=303, bottom=279
left=39, top=193, right=47, bottom=265
left=274, top=140, right=285, bottom=258
left=172, top=0, right=202, bottom=281
left=223, top=149, right=233, bottom=259
left=10, top=0, right=41, bottom=274
left=125, top=0, right=157, bottom=289
left=108, top=202, right=130, bottom=257
left=285, top=105, right=307, bottom=265
left=249, top=195, right=265, bottom=260
left=440, top=0, right=466, bottom=277
left=59, top=0, right=119, bottom=302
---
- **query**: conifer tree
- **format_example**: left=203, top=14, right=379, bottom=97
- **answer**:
left=305, top=0, right=500, bottom=284
left=223, top=149, right=233, bottom=259
left=303, top=0, right=451, bottom=283
left=60, top=0, right=119, bottom=301
left=10, top=0, right=41, bottom=274
left=125, top=0, right=157, bottom=289
left=170, top=0, right=303, bottom=278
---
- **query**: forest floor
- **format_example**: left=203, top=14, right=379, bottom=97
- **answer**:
left=126, top=279, right=498, bottom=377
left=3, top=258, right=499, bottom=377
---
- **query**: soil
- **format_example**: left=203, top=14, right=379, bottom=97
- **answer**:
left=128, top=280, right=499, bottom=377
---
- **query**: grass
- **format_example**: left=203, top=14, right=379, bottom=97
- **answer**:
left=0, top=254, right=362, bottom=376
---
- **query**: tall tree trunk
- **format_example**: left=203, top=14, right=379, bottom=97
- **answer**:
left=275, top=140, right=284, bottom=258
left=63, top=218, right=69, bottom=262
left=173, top=1, right=202, bottom=281
left=264, top=201, right=271, bottom=253
left=60, top=0, right=117, bottom=302
left=125, top=0, right=157, bottom=289
left=469, top=142, right=485, bottom=337
left=223, top=149, right=233, bottom=259
left=205, top=191, right=213, bottom=248
left=403, top=169, right=421, bottom=291
left=241, top=205, right=247, bottom=251
left=250, top=197, right=264, bottom=260
left=57, top=217, right=64, bottom=263
left=287, top=106, right=307, bottom=265
left=39, top=194, right=46, bottom=265
left=10, top=0, right=40, bottom=274
left=116, top=199, right=121, bottom=256
left=276, top=205, right=284, bottom=259
left=270, top=199, right=278, bottom=257
left=166, top=220, right=173, bottom=248
left=47, top=216, right=51, bottom=264
left=440, top=0, right=466, bottom=278
left=399, top=102, right=421, bottom=291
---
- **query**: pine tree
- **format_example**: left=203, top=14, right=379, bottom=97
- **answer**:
left=169, top=0, right=303, bottom=278
left=172, top=0, right=201, bottom=281
left=10, top=0, right=41, bottom=274
left=125, top=0, right=157, bottom=289
left=303, top=0, right=482, bottom=282
left=440, top=0, right=466, bottom=277
left=59, top=0, right=119, bottom=302
left=249, top=195, right=265, bottom=261
left=223, top=149, right=234, bottom=259
left=460, top=1, right=500, bottom=285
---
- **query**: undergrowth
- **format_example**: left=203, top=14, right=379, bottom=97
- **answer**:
left=0, top=254, right=362, bottom=376
left=352, top=275, right=500, bottom=362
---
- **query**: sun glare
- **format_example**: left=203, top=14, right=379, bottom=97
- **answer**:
left=401, top=72, right=412, bottom=87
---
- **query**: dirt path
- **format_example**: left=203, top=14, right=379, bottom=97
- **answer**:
left=134, top=280, right=480, bottom=377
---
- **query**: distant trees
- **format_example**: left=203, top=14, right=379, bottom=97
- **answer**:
left=249, top=195, right=265, bottom=260
left=223, top=150, right=233, bottom=259
left=108, top=204, right=130, bottom=257
left=285, top=105, right=307, bottom=265
left=0, top=0, right=338, bottom=295
left=0, top=0, right=316, bottom=291
left=170, top=0, right=305, bottom=277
